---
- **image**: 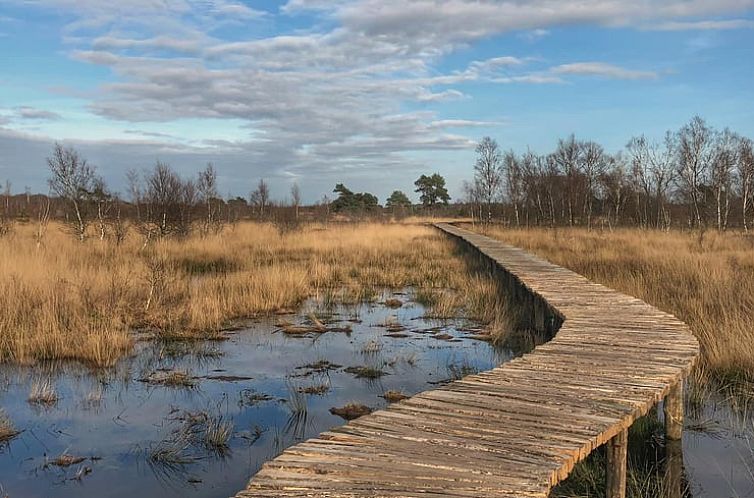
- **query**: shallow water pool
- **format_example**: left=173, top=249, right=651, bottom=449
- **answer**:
left=0, top=291, right=513, bottom=498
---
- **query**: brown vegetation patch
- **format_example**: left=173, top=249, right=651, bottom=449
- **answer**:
left=140, top=370, right=197, bottom=388
left=329, top=403, right=373, bottom=420
left=343, top=366, right=387, bottom=379
left=380, top=390, right=410, bottom=403
left=0, top=410, right=19, bottom=443
left=46, top=453, right=87, bottom=468
left=432, top=333, right=454, bottom=341
left=298, top=384, right=330, bottom=395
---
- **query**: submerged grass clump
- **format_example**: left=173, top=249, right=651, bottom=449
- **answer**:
left=0, top=410, right=19, bottom=443
left=27, top=379, right=58, bottom=407
left=329, top=403, right=373, bottom=420
left=0, top=222, right=513, bottom=368
left=344, top=366, right=387, bottom=379
left=140, top=370, right=197, bottom=388
left=148, top=409, right=234, bottom=469
left=381, top=390, right=410, bottom=403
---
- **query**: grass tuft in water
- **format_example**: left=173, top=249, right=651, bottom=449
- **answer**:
left=27, top=379, right=58, bottom=407
left=0, top=410, right=19, bottom=443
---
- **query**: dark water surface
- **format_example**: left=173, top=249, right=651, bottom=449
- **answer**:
left=0, top=292, right=511, bottom=498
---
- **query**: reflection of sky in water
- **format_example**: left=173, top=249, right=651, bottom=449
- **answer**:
left=0, top=292, right=511, bottom=498
left=683, top=399, right=754, bottom=498
left=2, top=293, right=750, bottom=498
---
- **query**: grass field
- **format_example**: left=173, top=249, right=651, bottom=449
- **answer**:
left=0, top=222, right=511, bottom=368
left=471, top=224, right=754, bottom=391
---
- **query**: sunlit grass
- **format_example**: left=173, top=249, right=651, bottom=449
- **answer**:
left=0, top=221, right=509, bottom=367
left=475, top=225, right=754, bottom=388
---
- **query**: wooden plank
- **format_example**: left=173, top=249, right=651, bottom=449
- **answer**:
left=234, top=223, right=699, bottom=498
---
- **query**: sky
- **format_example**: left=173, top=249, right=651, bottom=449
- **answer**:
left=1, top=0, right=753, bottom=203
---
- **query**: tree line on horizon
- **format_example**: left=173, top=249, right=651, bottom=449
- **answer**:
left=0, top=145, right=452, bottom=242
left=467, top=115, right=754, bottom=231
left=1, top=114, right=752, bottom=243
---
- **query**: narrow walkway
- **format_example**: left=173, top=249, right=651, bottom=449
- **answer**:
left=237, top=223, right=699, bottom=498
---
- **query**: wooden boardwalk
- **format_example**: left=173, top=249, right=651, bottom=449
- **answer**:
left=237, top=223, right=699, bottom=498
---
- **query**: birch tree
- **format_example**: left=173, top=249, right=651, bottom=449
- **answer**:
left=474, top=137, right=503, bottom=223
left=47, top=143, right=96, bottom=241
left=676, top=116, right=713, bottom=228
left=738, top=137, right=754, bottom=231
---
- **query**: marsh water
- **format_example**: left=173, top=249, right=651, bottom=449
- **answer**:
left=0, top=291, right=512, bottom=498
left=683, top=396, right=754, bottom=498
left=0, top=291, right=752, bottom=498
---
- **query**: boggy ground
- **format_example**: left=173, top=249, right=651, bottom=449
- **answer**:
left=0, top=222, right=517, bottom=368
left=0, top=292, right=513, bottom=498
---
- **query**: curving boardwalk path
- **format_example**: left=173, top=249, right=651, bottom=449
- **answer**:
left=237, top=223, right=699, bottom=498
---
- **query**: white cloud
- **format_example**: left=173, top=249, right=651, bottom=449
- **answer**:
left=646, top=19, right=754, bottom=31
left=519, top=28, right=551, bottom=41
left=551, top=62, right=659, bottom=80
left=3, top=0, right=750, bottom=191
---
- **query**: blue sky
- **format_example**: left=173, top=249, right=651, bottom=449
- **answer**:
left=1, top=0, right=753, bottom=202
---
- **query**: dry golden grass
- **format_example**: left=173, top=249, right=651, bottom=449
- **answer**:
left=0, top=221, right=505, bottom=367
left=474, top=225, right=754, bottom=385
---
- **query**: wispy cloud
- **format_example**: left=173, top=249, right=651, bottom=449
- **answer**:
left=551, top=62, right=659, bottom=80
left=13, top=106, right=62, bottom=121
left=1, top=0, right=751, bottom=195
left=645, top=19, right=754, bottom=31
left=519, top=28, right=551, bottom=42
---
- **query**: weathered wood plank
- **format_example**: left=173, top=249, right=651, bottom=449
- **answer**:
left=235, top=223, right=699, bottom=498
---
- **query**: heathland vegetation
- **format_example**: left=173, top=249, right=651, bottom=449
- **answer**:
left=0, top=217, right=511, bottom=367
left=476, top=225, right=754, bottom=391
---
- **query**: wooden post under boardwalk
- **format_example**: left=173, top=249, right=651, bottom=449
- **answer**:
left=606, top=429, right=628, bottom=498
left=665, top=380, right=684, bottom=440
left=665, top=440, right=684, bottom=498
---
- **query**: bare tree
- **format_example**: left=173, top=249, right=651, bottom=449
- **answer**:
left=474, top=137, right=503, bottom=223
left=47, top=143, right=97, bottom=241
left=579, top=140, right=607, bottom=230
left=552, top=135, right=582, bottom=226
left=291, top=182, right=301, bottom=220
left=111, top=195, right=128, bottom=246
left=91, top=176, right=113, bottom=240
left=503, top=150, right=523, bottom=226
left=197, top=163, right=220, bottom=235
left=737, top=137, right=754, bottom=232
left=519, top=151, right=546, bottom=226
left=648, top=131, right=677, bottom=229
left=626, top=135, right=653, bottom=227
left=143, top=161, right=193, bottom=239
left=0, top=180, right=11, bottom=237
left=250, top=179, right=270, bottom=218
left=710, top=129, right=738, bottom=231
left=126, top=168, right=143, bottom=223
left=676, top=116, right=714, bottom=227
left=600, top=153, right=630, bottom=229
left=462, top=179, right=484, bottom=224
